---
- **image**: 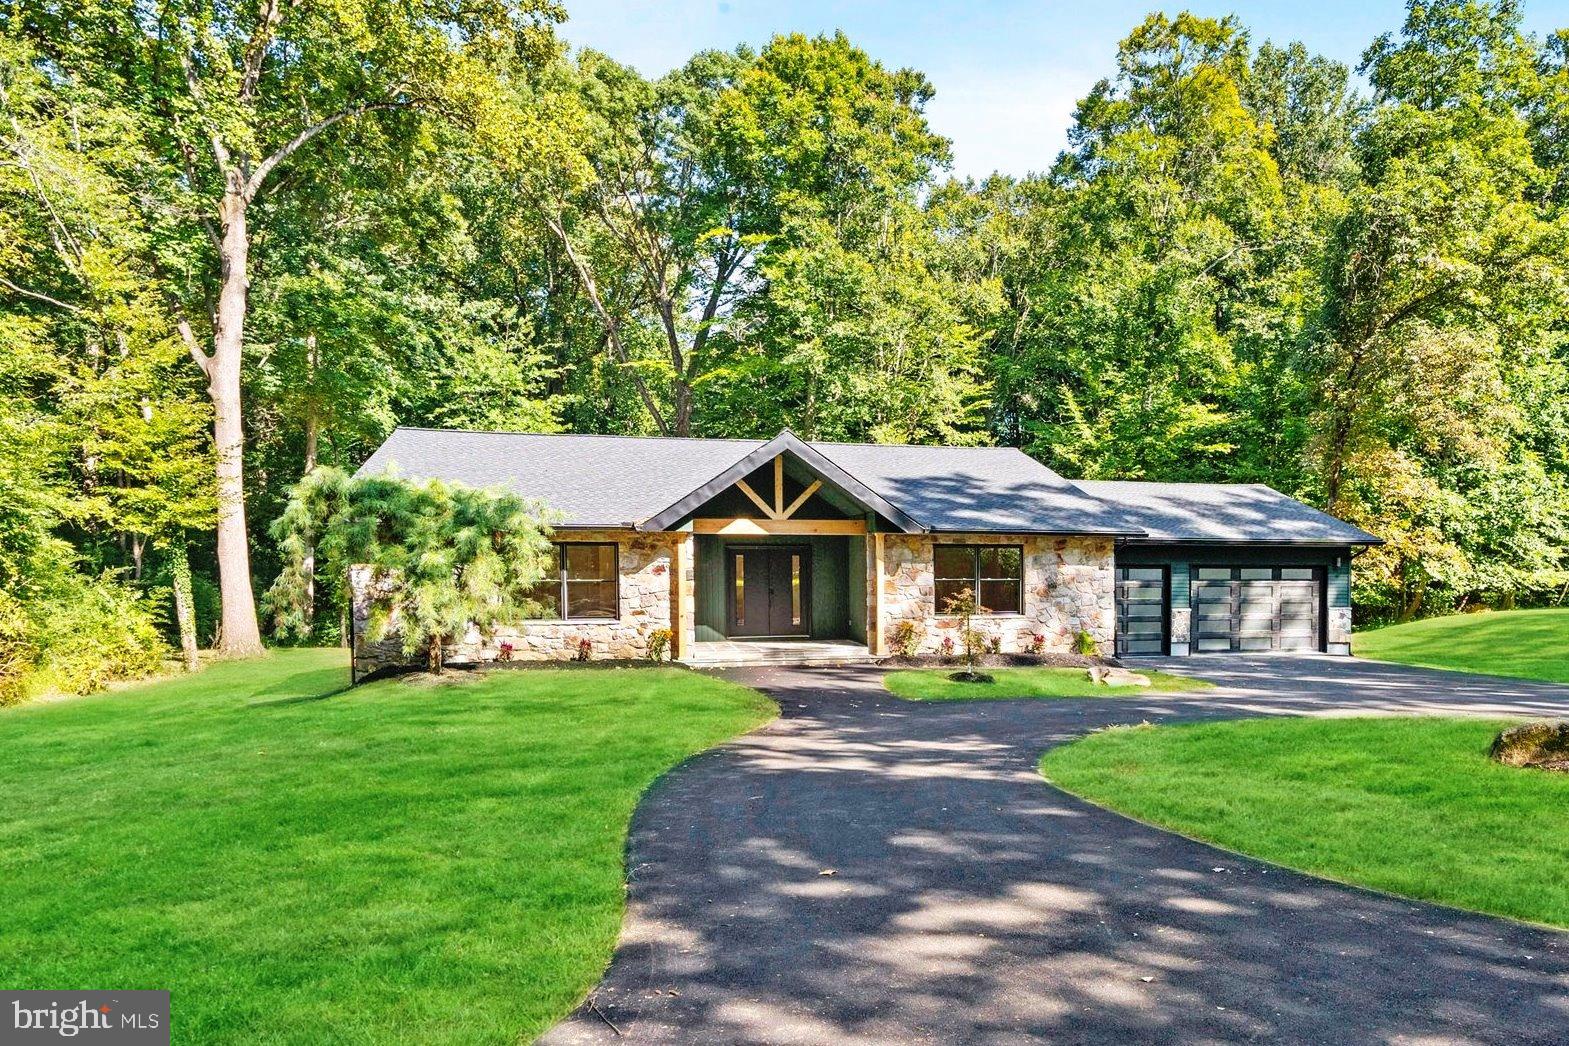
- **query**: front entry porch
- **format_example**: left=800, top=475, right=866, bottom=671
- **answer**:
left=681, top=637, right=879, bottom=669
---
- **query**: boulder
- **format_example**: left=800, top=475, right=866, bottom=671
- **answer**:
left=1489, top=721, right=1569, bottom=772
left=1088, top=666, right=1152, bottom=688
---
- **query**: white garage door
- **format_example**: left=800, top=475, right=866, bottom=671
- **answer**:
left=1191, top=566, right=1322, bottom=653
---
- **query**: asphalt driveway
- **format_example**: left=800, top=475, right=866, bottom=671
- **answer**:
left=544, top=657, right=1569, bottom=1044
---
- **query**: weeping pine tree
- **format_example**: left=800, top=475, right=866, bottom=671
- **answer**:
left=269, top=469, right=556, bottom=672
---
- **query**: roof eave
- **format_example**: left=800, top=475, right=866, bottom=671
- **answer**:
left=926, top=527, right=1147, bottom=537
left=1117, top=535, right=1382, bottom=546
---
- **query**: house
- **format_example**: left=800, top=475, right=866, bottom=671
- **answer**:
left=349, top=427, right=1379, bottom=672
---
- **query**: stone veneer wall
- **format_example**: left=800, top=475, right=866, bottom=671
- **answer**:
left=874, top=534, right=1115, bottom=656
left=1168, top=607, right=1194, bottom=656
left=352, top=529, right=688, bottom=675
left=1327, top=606, right=1353, bottom=655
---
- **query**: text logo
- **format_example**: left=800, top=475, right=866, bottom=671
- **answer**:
left=2, top=992, right=168, bottom=1044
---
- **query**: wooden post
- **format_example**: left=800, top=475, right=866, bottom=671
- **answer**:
left=869, top=531, right=886, bottom=655
left=669, top=534, right=691, bottom=660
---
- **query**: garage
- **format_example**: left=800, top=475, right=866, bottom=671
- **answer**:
left=1189, top=566, right=1323, bottom=653
left=1081, top=477, right=1377, bottom=659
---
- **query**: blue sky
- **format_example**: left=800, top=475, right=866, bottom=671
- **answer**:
left=558, top=0, right=1569, bottom=180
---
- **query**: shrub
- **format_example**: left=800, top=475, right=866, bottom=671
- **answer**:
left=941, top=587, right=987, bottom=670
left=984, top=634, right=1002, bottom=654
left=940, top=635, right=955, bottom=657
left=647, top=628, right=672, bottom=662
left=1074, top=630, right=1098, bottom=656
left=270, top=468, right=556, bottom=672
left=890, top=619, right=925, bottom=657
left=1, top=570, right=168, bottom=704
left=575, top=637, right=593, bottom=662
left=33, top=573, right=168, bottom=695
left=1029, top=633, right=1046, bottom=655
left=0, top=592, right=36, bottom=706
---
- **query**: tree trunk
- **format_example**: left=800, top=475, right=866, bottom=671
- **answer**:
left=427, top=635, right=442, bottom=674
left=170, top=540, right=201, bottom=672
left=301, top=391, right=319, bottom=634
left=1397, top=574, right=1425, bottom=623
left=672, top=380, right=692, bottom=437
left=209, top=186, right=265, bottom=655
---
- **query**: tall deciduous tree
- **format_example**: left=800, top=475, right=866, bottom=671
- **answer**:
left=10, top=0, right=563, bottom=653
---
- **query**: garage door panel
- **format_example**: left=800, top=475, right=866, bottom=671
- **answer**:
left=1189, top=567, right=1323, bottom=653
left=1116, top=567, right=1169, bottom=656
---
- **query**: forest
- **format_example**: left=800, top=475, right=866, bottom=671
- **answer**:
left=2, top=0, right=1567, bottom=700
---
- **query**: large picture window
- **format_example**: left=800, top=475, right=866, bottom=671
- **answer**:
left=934, top=544, right=1023, bottom=614
left=527, top=543, right=619, bottom=620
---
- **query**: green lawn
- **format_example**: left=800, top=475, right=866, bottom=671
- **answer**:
left=1354, top=608, right=1569, bottom=684
left=0, top=650, right=775, bottom=1044
left=883, top=666, right=1213, bottom=701
left=1042, top=716, right=1569, bottom=928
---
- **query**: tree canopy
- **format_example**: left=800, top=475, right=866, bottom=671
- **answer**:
left=3, top=0, right=1567, bottom=695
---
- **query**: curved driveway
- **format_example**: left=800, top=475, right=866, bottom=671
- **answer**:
left=545, top=657, right=1569, bottom=1044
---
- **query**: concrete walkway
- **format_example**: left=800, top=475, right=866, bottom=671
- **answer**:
left=545, top=657, right=1569, bottom=1045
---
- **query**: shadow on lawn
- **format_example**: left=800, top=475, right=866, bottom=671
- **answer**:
left=243, top=666, right=355, bottom=707
left=544, top=660, right=1569, bottom=1045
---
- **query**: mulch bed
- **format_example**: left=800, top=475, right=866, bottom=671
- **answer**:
left=880, top=652, right=1122, bottom=670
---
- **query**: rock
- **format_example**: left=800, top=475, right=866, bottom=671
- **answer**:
left=1088, top=666, right=1152, bottom=688
left=1489, top=721, right=1569, bottom=771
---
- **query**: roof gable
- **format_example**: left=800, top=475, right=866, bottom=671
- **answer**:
left=640, top=431, right=923, bottom=532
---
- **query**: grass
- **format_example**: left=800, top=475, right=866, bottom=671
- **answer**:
left=1041, top=716, right=1569, bottom=928
left=1354, top=608, right=1569, bottom=684
left=0, top=649, right=775, bottom=1044
left=883, top=666, right=1214, bottom=701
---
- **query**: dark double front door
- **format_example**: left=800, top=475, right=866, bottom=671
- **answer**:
left=727, top=546, right=810, bottom=637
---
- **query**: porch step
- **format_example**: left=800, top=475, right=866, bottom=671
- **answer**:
left=683, top=654, right=887, bottom=669
left=681, top=639, right=884, bottom=670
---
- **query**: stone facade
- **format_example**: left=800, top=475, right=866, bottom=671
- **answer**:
left=352, top=529, right=683, bottom=675
left=873, top=534, right=1115, bottom=656
left=1327, top=605, right=1353, bottom=655
left=1168, top=606, right=1193, bottom=656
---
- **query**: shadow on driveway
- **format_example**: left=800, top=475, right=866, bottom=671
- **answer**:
left=545, top=657, right=1569, bottom=1045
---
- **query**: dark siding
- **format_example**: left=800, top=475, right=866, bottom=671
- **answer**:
left=846, top=535, right=867, bottom=642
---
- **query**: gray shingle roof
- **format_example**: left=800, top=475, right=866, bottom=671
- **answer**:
left=356, top=429, right=766, bottom=528
left=355, top=427, right=1376, bottom=544
left=812, top=442, right=1137, bottom=534
left=1072, top=480, right=1380, bottom=545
